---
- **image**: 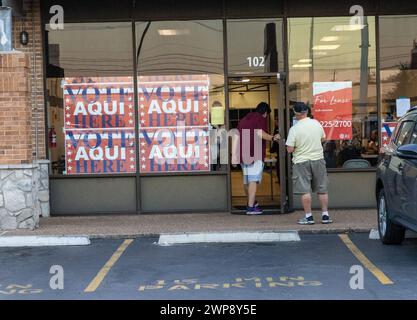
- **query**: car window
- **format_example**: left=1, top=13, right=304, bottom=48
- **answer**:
left=395, top=121, right=415, bottom=146
left=409, top=123, right=417, bottom=145
left=390, top=123, right=401, bottom=143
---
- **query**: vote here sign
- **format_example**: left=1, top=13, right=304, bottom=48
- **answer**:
left=313, top=82, right=353, bottom=141
left=381, top=122, right=398, bottom=148
left=138, top=75, right=211, bottom=173
left=63, top=77, right=135, bottom=130
left=63, top=77, right=136, bottom=175
left=64, top=130, right=136, bottom=174
left=139, top=127, right=210, bottom=173
left=138, top=75, right=210, bottom=128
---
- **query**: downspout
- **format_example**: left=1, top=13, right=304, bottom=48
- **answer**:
left=360, top=16, right=369, bottom=109
left=31, top=0, right=39, bottom=160
left=309, top=17, right=315, bottom=98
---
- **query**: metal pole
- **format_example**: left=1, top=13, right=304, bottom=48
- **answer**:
left=360, top=16, right=370, bottom=109
left=32, top=0, right=39, bottom=160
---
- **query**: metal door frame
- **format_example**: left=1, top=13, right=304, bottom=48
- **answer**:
left=227, top=72, right=289, bottom=213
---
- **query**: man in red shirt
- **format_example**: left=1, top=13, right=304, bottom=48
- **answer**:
left=233, top=102, right=281, bottom=215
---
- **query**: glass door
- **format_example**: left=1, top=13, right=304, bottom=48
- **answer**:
left=226, top=18, right=287, bottom=213
left=228, top=73, right=287, bottom=213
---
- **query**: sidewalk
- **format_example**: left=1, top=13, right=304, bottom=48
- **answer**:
left=0, top=209, right=377, bottom=239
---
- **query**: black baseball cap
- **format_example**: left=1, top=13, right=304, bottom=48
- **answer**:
left=293, top=102, right=309, bottom=113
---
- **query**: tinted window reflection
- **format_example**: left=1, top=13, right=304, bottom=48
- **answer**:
left=288, top=17, right=378, bottom=168
left=227, top=19, right=284, bottom=74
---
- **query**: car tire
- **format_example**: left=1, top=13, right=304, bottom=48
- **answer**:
left=378, top=188, right=405, bottom=245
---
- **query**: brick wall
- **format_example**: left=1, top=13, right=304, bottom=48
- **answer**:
left=12, top=0, right=46, bottom=160
left=0, top=52, right=32, bottom=165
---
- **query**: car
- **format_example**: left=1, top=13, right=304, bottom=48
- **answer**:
left=376, top=107, right=417, bottom=244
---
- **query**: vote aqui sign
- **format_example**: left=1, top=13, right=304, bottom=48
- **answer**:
left=138, top=75, right=210, bottom=173
left=63, top=75, right=210, bottom=174
left=63, top=77, right=136, bottom=174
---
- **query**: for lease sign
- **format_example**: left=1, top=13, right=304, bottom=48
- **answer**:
left=313, top=82, right=353, bottom=141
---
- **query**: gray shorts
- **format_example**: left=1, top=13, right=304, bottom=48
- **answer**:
left=292, top=159, right=329, bottom=195
left=241, top=160, right=264, bottom=185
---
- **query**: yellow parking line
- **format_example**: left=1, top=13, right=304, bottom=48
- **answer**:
left=84, top=239, right=134, bottom=293
left=339, top=234, right=393, bottom=285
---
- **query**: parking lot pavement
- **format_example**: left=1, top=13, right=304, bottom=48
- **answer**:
left=1, top=233, right=417, bottom=300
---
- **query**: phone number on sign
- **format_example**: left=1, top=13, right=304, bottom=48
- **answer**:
left=319, top=120, right=352, bottom=128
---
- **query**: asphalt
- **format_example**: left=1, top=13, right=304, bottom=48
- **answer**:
left=1, top=233, right=417, bottom=300
left=1, top=209, right=377, bottom=238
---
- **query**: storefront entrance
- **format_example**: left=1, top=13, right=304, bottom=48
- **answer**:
left=228, top=74, right=289, bottom=214
left=42, top=0, right=397, bottom=215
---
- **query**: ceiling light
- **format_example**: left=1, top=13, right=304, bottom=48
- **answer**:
left=331, top=25, right=365, bottom=32
left=320, top=36, right=339, bottom=42
left=292, top=64, right=312, bottom=68
left=232, top=71, right=252, bottom=75
left=158, top=29, right=190, bottom=36
left=312, top=45, right=340, bottom=50
left=298, top=58, right=312, bottom=63
left=232, top=78, right=251, bottom=83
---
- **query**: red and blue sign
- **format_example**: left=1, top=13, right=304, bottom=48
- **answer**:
left=65, top=130, right=136, bottom=174
left=138, top=75, right=210, bottom=173
left=63, top=77, right=135, bottom=130
left=139, top=127, right=210, bottom=173
left=63, top=75, right=211, bottom=174
left=381, top=122, right=398, bottom=148
left=63, top=77, right=136, bottom=174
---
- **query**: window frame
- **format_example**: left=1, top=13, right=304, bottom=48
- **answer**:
left=287, top=15, right=378, bottom=170
left=135, top=19, right=226, bottom=176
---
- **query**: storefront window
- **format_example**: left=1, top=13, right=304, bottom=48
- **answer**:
left=227, top=19, right=284, bottom=75
left=45, top=22, right=135, bottom=175
left=288, top=17, right=378, bottom=168
left=379, top=15, right=417, bottom=148
left=135, top=20, right=225, bottom=173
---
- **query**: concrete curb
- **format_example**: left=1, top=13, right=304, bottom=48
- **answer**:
left=1, top=227, right=375, bottom=240
left=369, top=228, right=417, bottom=240
left=89, top=229, right=372, bottom=240
left=299, top=228, right=372, bottom=235
left=157, top=231, right=301, bottom=246
left=0, top=235, right=91, bottom=247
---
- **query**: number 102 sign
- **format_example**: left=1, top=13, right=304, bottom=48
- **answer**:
left=246, top=56, right=265, bottom=68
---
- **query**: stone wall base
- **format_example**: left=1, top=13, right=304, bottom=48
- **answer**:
left=0, top=161, right=50, bottom=230
left=35, top=160, right=50, bottom=218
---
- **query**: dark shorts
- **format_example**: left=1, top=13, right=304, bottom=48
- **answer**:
left=292, top=159, right=329, bottom=195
